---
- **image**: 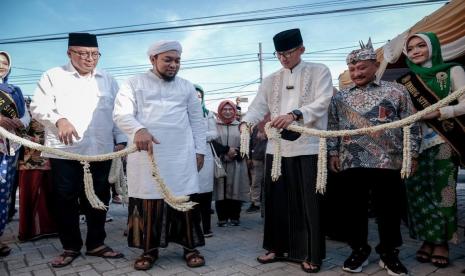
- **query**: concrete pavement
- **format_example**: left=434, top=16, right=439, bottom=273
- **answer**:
left=1, top=175, right=465, bottom=275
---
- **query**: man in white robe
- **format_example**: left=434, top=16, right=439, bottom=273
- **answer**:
left=241, top=28, right=333, bottom=273
left=113, top=40, right=207, bottom=271
left=31, top=33, right=126, bottom=268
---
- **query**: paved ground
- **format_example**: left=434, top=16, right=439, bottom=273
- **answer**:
left=1, top=171, right=465, bottom=276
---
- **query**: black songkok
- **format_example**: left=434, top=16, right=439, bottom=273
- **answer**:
left=68, top=33, right=98, bottom=47
left=273, top=28, right=303, bottom=52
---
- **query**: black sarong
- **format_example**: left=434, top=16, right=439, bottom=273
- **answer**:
left=262, top=154, right=325, bottom=264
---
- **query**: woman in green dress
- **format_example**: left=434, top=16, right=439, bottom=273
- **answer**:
left=403, top=32, right=465, bottom=268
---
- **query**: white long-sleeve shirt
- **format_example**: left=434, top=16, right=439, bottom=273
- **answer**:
left=243, top=61, right=333, bottom=157
left=30, top=63, right=126, bottom=158
left=113, top=71, right=206, bottom=199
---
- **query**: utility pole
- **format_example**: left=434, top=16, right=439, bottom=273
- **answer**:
left=258, top=42, right=263, bottom=83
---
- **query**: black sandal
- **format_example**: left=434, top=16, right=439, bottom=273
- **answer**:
left=416, top=241, right=433, bottom=263
left=0, top=243, right=11, bottom=257
left=431, top=244, right=449, bottom=268
left=431, top=255, right=449, bottom=268
left=85, top=245, right=124, bottom=259
left=301, top=260, right=320, bottom=273
left=256, top=251, right=282, bottom=264
left=51, top=250, right=81, bottom=268
left=416, top=249, right=431, bottom=263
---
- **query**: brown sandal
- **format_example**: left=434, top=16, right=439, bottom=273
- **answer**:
left=134, top=252, right=158, bottom=270
left=184, top=249, right=205, bottom=268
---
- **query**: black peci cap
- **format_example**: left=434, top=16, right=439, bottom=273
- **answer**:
left=68, top=33, right=98, bottom=47
left=273, top=28, right=303, bottom=52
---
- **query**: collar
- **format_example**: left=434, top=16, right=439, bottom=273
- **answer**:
left=283, top=60, right=304, bottom=74
left=348, top=78, right=380, bottom=90
left=65, top=62, right=101, bottom=78
left=147, top=69, right=177, bottom=82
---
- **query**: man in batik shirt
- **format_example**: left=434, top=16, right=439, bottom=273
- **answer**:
left=327, top=39, right=421, bottom=276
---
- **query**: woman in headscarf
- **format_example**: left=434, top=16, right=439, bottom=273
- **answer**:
left=0, top=51, right=30, bottom=256
left=191, top=85, right=217, bottom=238
left=17, top=98, right=57, bottom=242
left=211, top=100, right=249, bottom=226
left=401, top=32, right=465, bottom=268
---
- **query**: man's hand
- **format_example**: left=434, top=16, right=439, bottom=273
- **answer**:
left=56, top=118, right=80, bottom=145
left=270, top=114, right=294, bottom=129
left=114, top=143, right=126, bottom=152
left=328, top=156, right=341, bottom=173
left=422, top=110, right=440, bottom=120
left=134, top=128, right=160, bottom=154
left=227, top=147, right=237, bottom=159
left=0, top=115, right=20, bottom=131
left=196, top=154, right=204, bottom=171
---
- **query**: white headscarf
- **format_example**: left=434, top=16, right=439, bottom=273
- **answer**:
left=147, top=40, right=182, bottom=57
left=403, top=33, right=433, bottom=68
left=0, top=51, right=12, bottom=83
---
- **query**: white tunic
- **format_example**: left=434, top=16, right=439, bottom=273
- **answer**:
left=113, top=71, right=206, bottom=199
left=30, top=63, right=126, bottom=158
left=243, top=61, right=333, bottom=157
left=198, top=112, right=217, bottom=193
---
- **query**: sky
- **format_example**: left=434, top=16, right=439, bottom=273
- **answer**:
left=1, top=0, right=446, bottom=111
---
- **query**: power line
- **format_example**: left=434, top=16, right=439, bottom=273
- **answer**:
left=2, top=0, right=381, bottom=41
left=8, top=39, right=390, bottom=84
left=0, top=0, right=446, bottom=45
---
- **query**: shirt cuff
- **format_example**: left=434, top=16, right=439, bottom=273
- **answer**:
left=131, top=126, right=147, bottom=140
left=114, top=134, right=128, bottom=144
left=438, top=106, right=454, bottom=120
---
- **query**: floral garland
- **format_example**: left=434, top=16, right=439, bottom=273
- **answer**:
left=241, top=85, right=465, bottom=194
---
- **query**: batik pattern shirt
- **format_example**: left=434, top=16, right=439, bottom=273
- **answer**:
left=327, top=80, right=421, bottom=171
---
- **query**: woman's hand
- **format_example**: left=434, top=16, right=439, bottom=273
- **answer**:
left=422, top=110, right=440, bottom=120
left=0, top=115, right=20, bottom=131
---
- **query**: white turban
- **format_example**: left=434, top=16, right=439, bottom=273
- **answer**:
left=147, top=40, right=182, bottom=57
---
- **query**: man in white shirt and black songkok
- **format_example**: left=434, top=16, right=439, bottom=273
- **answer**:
left=31, top=33, right=126, bottom=268
left=113, top=40, right=207, bottom=271
left=241, top=28, right=333, bottom=273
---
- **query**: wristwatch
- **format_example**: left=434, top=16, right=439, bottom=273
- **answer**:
left=289, top=109, right=303, bottom=121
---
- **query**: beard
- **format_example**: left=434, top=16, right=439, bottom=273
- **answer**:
left=159, top=72, right=176, bottom=81
left=155, top=67, right=177, bottom=82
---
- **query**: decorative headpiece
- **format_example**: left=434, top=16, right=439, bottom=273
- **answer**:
left=346, top=38, right=377, bottom=64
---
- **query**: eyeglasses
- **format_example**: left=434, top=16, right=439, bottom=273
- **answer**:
left=273, top=47, right=301, bottom=59
left=70, top=49, right=101, bottom=59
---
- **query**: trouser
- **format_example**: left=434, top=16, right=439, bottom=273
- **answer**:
left=340, top=168, right=403, bottom=253
left=215, top=199, right=242, bottom=221
left=250, top=160, right=264, bottom=205
left=50, top=159, right=111, bottom=251
left=191, top=192, right=213, bottom=233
